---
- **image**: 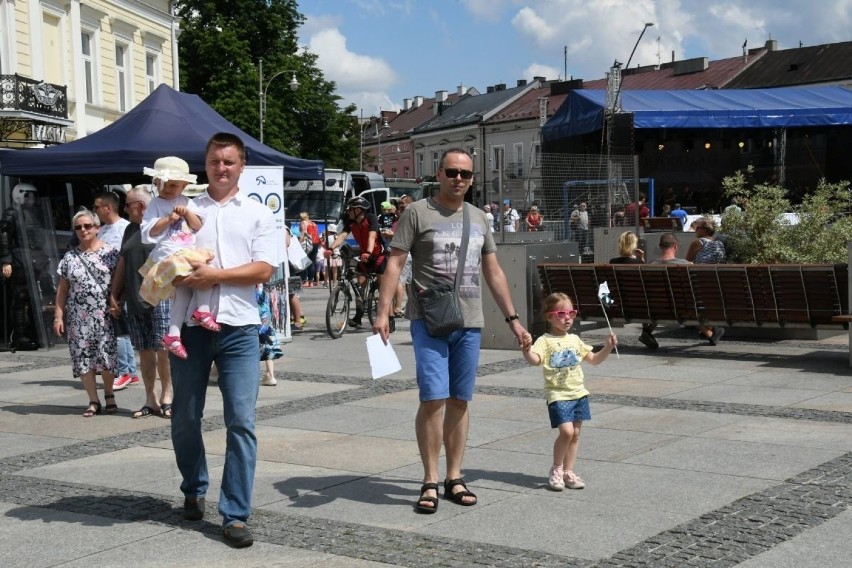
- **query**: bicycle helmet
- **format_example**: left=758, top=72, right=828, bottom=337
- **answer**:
left=346, top=196, right=370, bottom=211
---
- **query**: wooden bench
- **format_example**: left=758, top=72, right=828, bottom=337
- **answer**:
left=537, top=263, right=849, bottom=330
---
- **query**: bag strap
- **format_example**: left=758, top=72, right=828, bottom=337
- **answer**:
left=73, top=249, right=111, bottom=301
left=453, top=203, right=470, bottom=293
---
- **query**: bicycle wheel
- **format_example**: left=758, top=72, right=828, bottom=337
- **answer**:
left=366, top=277, right=380, bottom=325
left=325, top=283, right=350, bottom=339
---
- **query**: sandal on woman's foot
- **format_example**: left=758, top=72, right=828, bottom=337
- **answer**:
left=415, top=482, right=439, bottom=514
left=104, top=394, right=118, bottom=414
left=444, top=478, right=477, bottom=506
left=163, top=334, right=188, bottom=359
left=83, top=401, right=101, bottom=418
left=192, top=309, right=221, bottom=332
left=132, top=405, right=159, bottom=419
left=160, top=403, right=172, bottom=418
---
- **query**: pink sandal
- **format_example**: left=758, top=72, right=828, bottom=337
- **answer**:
left=163, top=334, right=188, bottom=359
left=192, top=309, right=221, bottom=332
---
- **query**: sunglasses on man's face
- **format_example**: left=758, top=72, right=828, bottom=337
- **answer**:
left=443, top=168, right=473, bottom=180
left=547, top=309, right=579, bottom=319
left=74, top=223, right=95, bottom=231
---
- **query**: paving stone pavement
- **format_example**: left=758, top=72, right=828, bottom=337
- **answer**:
left=0, top=286, right=850, bottom=567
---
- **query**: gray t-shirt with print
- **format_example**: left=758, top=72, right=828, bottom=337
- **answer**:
left=391, top=198, right=496, bottom=328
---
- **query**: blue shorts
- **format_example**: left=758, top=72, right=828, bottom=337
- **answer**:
left=410, top=319, right=481, bottom=402
left=548, top=396, right=591, bottom=428
left=128, top=299, right=171, bottom=351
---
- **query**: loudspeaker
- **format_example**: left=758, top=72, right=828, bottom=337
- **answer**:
left=610, top=113, right=635, bottom=155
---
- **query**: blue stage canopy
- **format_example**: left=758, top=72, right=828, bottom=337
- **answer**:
left=0, top=84, right=324, bottom=180
left=542, top=86, right=852, bottom=142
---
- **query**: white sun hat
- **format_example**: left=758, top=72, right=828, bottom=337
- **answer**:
left=143, top=156, right=197, bottom=184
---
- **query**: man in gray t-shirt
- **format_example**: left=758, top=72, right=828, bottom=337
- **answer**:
left=639, top=233, right=689, bottom=349
left=374, top=149, right=530, bottom=514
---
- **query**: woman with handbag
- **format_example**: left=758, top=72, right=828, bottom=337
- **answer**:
left=53, top=209, right=121, bottom=417
left=299, top=211, right=321, bottom=287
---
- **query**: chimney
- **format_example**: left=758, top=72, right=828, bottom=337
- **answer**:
left=403, top=98, right=412, bottom=111
left=435, top=90, right=448, bottom=102
left=457, top=84, right=465, bottom=96
left=672, top=50, right=675, bottom=63
left=486, top=85, right=495, bottom=93
left=765, top=39, right=778, bottom=51
left=533, top=76, right=546, bottom=83
left=495, top=83, right=506, bottom=91
left=413, top=95, right=423, bottom=108
left=517, top=79, right=527, bottom=87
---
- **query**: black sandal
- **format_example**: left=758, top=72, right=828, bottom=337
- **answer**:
left=414, top=482, right=439, bottom=514
left=83, top=401, right=101, bottom=418
left=444, top=478, right=477, bottom=506
left=104, top=394, right=118, bottom=415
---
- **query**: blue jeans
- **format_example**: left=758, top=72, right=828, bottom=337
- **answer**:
left=170, top=324, right=260, bottom=527
left=117, top=336, right=136, bottom=376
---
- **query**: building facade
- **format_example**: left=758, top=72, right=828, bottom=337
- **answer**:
left=0, top=0, right=179, bottom=147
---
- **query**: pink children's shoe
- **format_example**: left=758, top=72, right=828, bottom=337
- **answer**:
left=163, top=334, right=188, bottom=359
left=192, top=309, right=221, bottom=332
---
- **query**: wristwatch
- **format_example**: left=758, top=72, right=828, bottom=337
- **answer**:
left=505, top=314, right=520, bottom=323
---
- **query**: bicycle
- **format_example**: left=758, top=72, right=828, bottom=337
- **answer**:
left=325, top=246, right=391, bottom=338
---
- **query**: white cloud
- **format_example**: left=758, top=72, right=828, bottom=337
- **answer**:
left=512, top=7, right=557, bottom=43
left=462, top=0, right=513, bottom=22
left=302, top=17, right=398, bottom=113
left=523, top=63, right=562, bottom=82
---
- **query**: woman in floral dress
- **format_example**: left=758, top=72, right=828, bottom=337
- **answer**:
left=53, top=209, right=120, bottom=417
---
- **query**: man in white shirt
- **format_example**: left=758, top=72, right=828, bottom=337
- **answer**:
left=169, top=132, right=277, bottom=548
left=570, top=202, right=590, bottom=252
left=94, top=192, right=138, bottom=390
left=502, top=199, right=519, bottom=232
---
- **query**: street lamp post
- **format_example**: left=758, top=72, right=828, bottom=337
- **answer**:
left=361, top=115, right=388, bottom=172
left=258, top=58, right=299, bottom=144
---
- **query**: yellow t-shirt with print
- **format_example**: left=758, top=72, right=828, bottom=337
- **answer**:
left=530, top=333, right=593, bottom=404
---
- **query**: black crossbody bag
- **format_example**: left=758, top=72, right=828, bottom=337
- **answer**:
left=416, top=204, right=469, bottom=337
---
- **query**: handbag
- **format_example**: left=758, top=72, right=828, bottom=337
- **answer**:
left=74, top=249, right=130, bottom=336
left=416, top=204, right=470, bottom=337
left=287, top=233, right=312, bottom=273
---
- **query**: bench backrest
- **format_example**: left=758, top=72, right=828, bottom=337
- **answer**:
left=537, top=263, right=849, bottom=328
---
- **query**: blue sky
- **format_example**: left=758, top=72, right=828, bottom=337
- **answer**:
left=299, top=0, right=852, bottom=116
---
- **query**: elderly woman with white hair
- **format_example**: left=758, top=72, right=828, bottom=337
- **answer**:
left=53, top=209, right=121, bottom=417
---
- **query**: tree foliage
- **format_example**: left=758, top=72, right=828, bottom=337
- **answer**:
left=720, top=166, right=852, bottom=263
left=174, top=0, right=359, bottom=168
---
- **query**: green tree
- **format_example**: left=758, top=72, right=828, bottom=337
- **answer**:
left=174, top=0, right=358, bottom=167
left=720, top=166, right=852, bottom=263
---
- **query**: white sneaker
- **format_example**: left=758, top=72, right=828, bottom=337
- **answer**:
left=547, top=465, right=565, bottom=491
left=260, top=372, right=277, bottom=386
left=564, top=470, right=585, bottom=489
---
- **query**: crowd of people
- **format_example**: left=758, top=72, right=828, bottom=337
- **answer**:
left=22, top=136, right=739, bottom=548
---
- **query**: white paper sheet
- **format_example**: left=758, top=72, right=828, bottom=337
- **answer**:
left=366, top=334, right=402, bottom=379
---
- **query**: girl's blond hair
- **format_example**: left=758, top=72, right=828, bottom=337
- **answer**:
left=542, top=292, right=573, bottom=315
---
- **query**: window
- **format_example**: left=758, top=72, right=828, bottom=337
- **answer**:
left=146, top=53, right=158, bottom=93
left=404, top=166, right=410, bottom=178
left=513, top=143, right=524, bottom=177
left=531, top=143, right=541, bottom=167
left=432, top=151, right=439, bottom=175
left=492, top=146, right=504, bottom=172
left=115, top=44, right=128, bottom=112
left=81, top=32, right=94, bottom=104
left=416, top=153, right=423, bottom=178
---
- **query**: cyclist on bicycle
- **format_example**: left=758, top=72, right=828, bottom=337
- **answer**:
left=325, top=196, right=387, bottom=327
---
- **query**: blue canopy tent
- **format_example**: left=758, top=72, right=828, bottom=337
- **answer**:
left=0, top=84, right=323, bottom=180
left=542, top=86, right=852, bottom=142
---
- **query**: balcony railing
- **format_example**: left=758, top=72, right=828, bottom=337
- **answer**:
left=0, top=74, right=68, bottom=119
